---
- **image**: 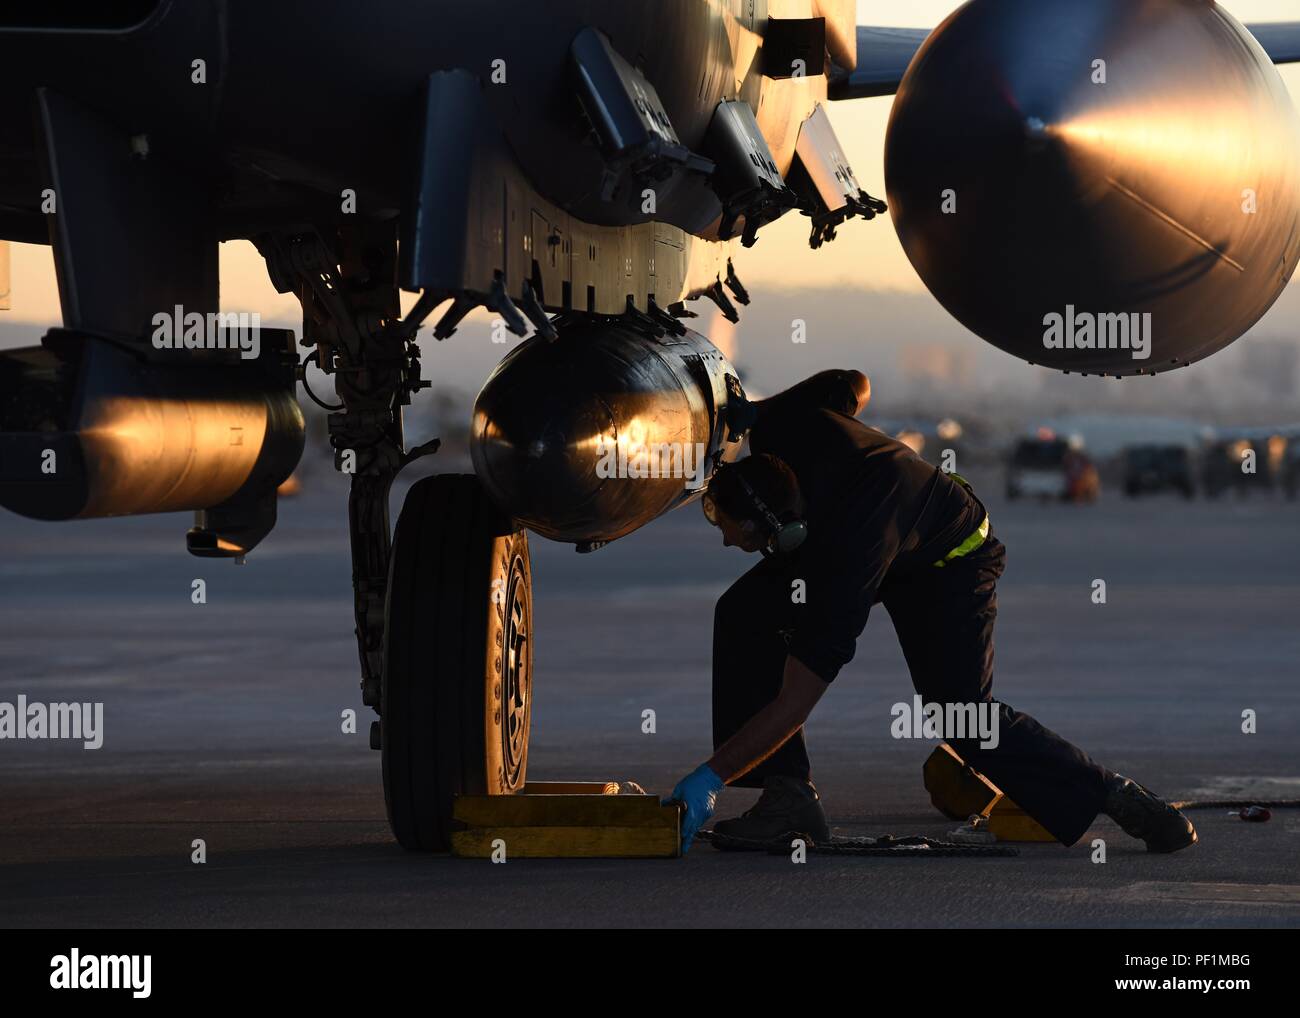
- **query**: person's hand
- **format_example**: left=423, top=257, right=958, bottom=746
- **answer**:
left=664, top=763, right=725, bottom=854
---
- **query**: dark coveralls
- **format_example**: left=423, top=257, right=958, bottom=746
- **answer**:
left=712, top=395, right=1109, bottom=845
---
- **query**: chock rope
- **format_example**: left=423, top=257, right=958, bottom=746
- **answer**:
left=692, top=799, right=1300, bottom=857
left=1172, top=799, right=1300, bottom=810
left=695, top=830, right=1019, bottom=857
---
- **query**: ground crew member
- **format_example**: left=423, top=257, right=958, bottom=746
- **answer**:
left=667, top=369, right=1198, bottom=855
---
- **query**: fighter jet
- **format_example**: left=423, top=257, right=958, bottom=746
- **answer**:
left=0, top=1, right=1297, bottom=849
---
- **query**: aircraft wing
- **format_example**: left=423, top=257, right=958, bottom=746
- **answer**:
left=827, top=27, right=929, bottom=100
left=1248, top=22, right=1300, bottom=64
left=828, top=22, right=1300, bottom=102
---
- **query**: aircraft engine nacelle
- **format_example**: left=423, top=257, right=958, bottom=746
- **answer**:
left=0, top=331, right=305, bottom=557
left=884, top=0, right=1300, bottom=376
left=470, top=317, right=743, bottom=548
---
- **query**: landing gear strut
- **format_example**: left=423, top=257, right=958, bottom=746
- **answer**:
left=259, top=223, right=534, bottom=851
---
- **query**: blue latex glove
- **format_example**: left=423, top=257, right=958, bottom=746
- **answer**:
left=664, top=763, right=725, bottom=854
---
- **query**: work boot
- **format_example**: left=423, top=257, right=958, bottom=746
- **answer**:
left=710, top=775, right=831, bottom=848
left=1103, top=773, right=1197, bottom=853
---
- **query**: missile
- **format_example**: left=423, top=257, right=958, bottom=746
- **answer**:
left=884, top=0, right=1300, bottom=375
left=470, top=314, right=743, bottom=547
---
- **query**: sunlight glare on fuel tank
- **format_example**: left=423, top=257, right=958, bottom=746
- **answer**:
left=471, top=317, right=744, bottom=546
left=884, top=0, right=1300, bottom=376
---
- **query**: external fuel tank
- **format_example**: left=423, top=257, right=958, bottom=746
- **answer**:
left=885, top=0, right=1300, bottom=376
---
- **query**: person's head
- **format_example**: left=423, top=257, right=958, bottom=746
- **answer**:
left=702, top=453, right=806, bottom=555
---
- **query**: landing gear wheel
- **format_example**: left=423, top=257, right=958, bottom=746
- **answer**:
left=381, top=473, right=532, bottom=851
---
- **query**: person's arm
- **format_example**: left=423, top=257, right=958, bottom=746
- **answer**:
left=755, top=370, right=871, bottom=420
left=706, top=655, right=829, bottom=784
left=665, top=654, right=829, bottom=852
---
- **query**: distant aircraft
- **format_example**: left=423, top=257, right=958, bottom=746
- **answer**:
left=1, top=1, right=1297, bottom=848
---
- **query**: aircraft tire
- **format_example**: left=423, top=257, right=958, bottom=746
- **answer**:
left=382, top=473, right=532, bottom=851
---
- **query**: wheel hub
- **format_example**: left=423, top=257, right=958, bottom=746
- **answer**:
left=501, top=552, right=530, bottom=788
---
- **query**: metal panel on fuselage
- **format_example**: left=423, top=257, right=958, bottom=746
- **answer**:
left=0, top=1, right=832, bottom=319
left=0, top=1, right=829, bottom=241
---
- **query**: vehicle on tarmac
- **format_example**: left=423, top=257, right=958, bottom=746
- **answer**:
left=1202, top=433, right=1289, bottom=498
left=1285, top=443, right=1300, bottom=501
left=1122, top=444, right=1196, bottom=499
left=1006, top=435, right=1100, bottom=504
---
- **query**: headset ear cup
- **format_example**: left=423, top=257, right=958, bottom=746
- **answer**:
left=777, top=521, right=808, bottom=553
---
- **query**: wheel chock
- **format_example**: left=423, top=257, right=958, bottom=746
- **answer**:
left=450, top=781, right=682, bottom=858
left=924, top=743, right=1002, bottom=820
left=984, top=801, right=1056, bottom=842
left=519, top=781, right=621, bottom=795
left=923, top=744, right=1056, bottom=842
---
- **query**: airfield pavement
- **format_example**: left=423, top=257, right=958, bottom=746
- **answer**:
left=1, top=463, right=1298, bottom=928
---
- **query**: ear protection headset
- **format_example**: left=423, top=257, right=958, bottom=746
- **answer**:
left=707, top=465, right=808, bottom=556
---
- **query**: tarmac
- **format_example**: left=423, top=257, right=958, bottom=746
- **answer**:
left=1, top=464, right=1297, bottom=928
